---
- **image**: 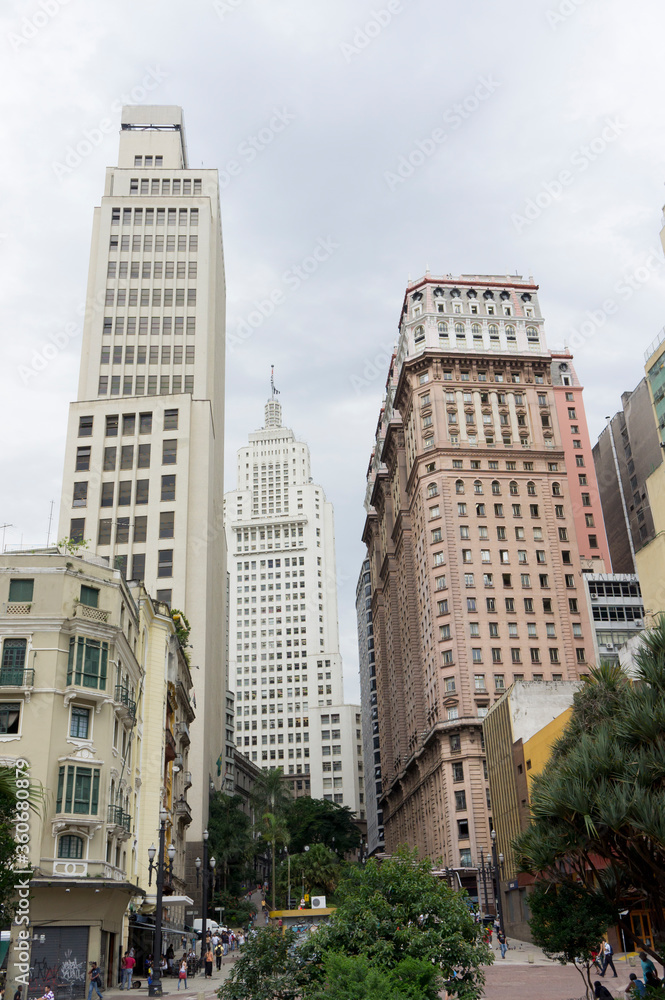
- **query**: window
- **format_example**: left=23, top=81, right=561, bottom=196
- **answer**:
left=450, top=733, right=461, bottom=752
left=161, top=475, right=176, bottom=501
left=164, top=409, right=179, bottom=430
left=56, top=765, right=100, bottom=815
left=8, top=579, right=34, bottom=603
left=70, top=707, right=90, bottom=739
left=58, top=835, right=84, bottom=859
left=159, top=511, right=174, bottom=538
left=67, top=637, right=108, bottom=689
left=452, top=762, right=464, bottom=782
left=158, top=550, right=173, bottom=577
left=80, top=585, right=99, bottom=608
left=78, top=416, right=93, bottom=437
left=139, top=412, right=152, bottom=434
left=118, top=481, right=132, bottom=506
left=134, top=516, right=147, bottom=542
left=457, top=819, right=469, bottom=838
left=471, top=648, right=482, bottom=663
left=105, top=414, right=119, bottom=437
left=576, top=648, right=586, bottom=663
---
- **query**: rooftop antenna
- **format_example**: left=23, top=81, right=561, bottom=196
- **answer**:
left=270, top=365, right=280, bottom=399
left=46, top=500, right=55, bottom=547
left=0, top=524, right=12, bottom=554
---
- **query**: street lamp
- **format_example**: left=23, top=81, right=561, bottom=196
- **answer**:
left=147, top=808, right=175, bottom=997
left=195, top=831, right=217, bottom=975
left=490, top=830, right=505, bottom=936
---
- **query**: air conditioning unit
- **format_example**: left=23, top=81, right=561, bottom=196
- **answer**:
left=310, top=896, right=327, bottom=909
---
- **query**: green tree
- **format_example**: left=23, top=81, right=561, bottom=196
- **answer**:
left=514, top=620, right=665, bottom=964
left=251, top=766, right=291, bottom=820
left=285, top=797, right=360, bottom=857
left=527, top=879, right=617, bottom=1000
left=262, top=812, right=290, bottom=911
left=300, top=847, right=490, bottom=999
left=218, top=925, right=306, bottom=1000
left=276, top=844, right=342, bottom=905
left=207, top=792, right=254, bottom=893
left=0, top=765, right=43, bottom=922
left=307, top=952, right=442, bottom=1000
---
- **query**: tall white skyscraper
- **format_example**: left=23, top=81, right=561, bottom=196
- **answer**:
left=224, top=394, right=363, bottom=814
left=57, top=106, right=231, bottom=861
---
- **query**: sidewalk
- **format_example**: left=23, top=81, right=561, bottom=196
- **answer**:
left=103, top=955, right=240, bottom=1000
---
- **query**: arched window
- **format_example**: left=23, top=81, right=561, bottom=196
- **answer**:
left=505, top=325, right=516, bottom=340
left=474, top=480, right=483, bottom=495
left=455, top=480, right=465, bottom=495
left=509, top=481, right=519, bottom=496
left=488, top=324, right=499, bottom=339
left=552, top=482, right=561, bottom=496
left=438, top=322, right=448, bottom=335
left=455, top=323, right=465, bottom=337
left=491, top=480, right=501, bottom=495
left=414, top=325, right=425, bottom=343
left=472, top=324, right=482, bottom=338
left=526, top=326, right=539, bottom=341
left=59, top=835, right=84, bottom=859
left=427, top=483, right=439, bottom=498
left=527, top=481, right=536, bottom=496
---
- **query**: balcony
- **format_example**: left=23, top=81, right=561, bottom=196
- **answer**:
left=0, top=667, right=34, bottom=688
left=114, top=685, right=136, bottom=720
left=174, top=797, right=192, bottom=825
left=183, top=771, right=192, bottom=789
left=3, top=602, right=31, bottom=616
left=175, top=720, right=190, bottom=746
left=165, top=727, right=177, bottom=762
left=74, top=603, right=110, bottom=624
left=107, top=804, right=132, bottom=836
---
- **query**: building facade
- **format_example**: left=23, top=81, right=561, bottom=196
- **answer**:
left=581, top=573, right=644, bottom=664
left=224, top=396, right=362, bottom=814
left=356, top=560, right=384, bottom=857
left=362, top=273, right=596, bottom=866
left=0, top=550, right=194, bottom=997
left=55, top=107, right=230, bottom=875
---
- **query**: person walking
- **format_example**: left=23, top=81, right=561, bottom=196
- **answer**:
left=87, top=962, right=104, bottom=1000
left=122, top=950, right=136, bottom=990
left=600, top=940, right=617, bottom=978
left=204, top=944, right=214, bottom=979
left=215, top=942, right=222, bottom=971
left=177, top=958, right=188, bottom=990
left=221, top=929, right=229, bottom=957
left=497, top=929, right=508, bottom=959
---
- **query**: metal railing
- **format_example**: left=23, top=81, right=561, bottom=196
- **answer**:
left=114, top=685, right=136, bottom=716
left=0, top=667, right=34, bottom=686
left=107, top=804, right=131, bottom=832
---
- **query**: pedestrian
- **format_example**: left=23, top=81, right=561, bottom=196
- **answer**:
left=497, top=929, right=508, bottom=959
left=177, top=958, right=188, bottom=990
left=205, top=944, right=213, bottom=979
left=14, top=989, right=22, bottom=1000
left=624, top=973, right=646, bottom=998
left=594, top=982, right=614, bottom=999
left=221, top=930, right=229, bottom=957
left=121, top=950, right=136, bottom=990
left=600, top=940, right=617, bottom=978
left=591, top=946, right=603, bottom=973
left=215, top=943, right=222, bottom=971
left=38, top=992, right=54, bottom=1000
left=87, top=961, right=104, bottom=1000
left=638, top=952, right=659, bottom=988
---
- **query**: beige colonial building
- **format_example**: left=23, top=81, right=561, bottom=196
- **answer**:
left=0, top=549, right=195, bottom=995
left=362, top=273, right=595, bottom=877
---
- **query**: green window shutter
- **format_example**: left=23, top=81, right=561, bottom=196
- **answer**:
left=80, top=586, right=99, bottom=608
left=67, top=637, right=75, bottom=684
left=91, top=770, right=100, bottom=815
left=65, top=767, right=74, bottom=812
left=83, top=641, right=100, bottom=688
left=75, top=638, right=84, bottom=685
left=74, top=768, right=91, bottom=814
left=8, top=579, right=34, bottom=602
left=100, top=644, right=108, bottom=690
left=56, top=766, right=65, bottom=812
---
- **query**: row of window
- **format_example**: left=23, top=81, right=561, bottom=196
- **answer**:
left=111, top=208, right=199, bottom=232
left=103, top=316, right=196, bottom=336
left=415, top=321, right=539, bottom=340
left=78, top=410, right=178, bottom=438
left=448, top=525, right=570, bottom=544
left=101, top=345, right=195, bottom=365
left=105, top=286, right=197, bottom=307
left=442, top=646, right=585, bottom=667
left=77, top=440, right=177, bottom=473
left=98, top=374, right=194, bottom=396
left=437, top=570, right=578, bottom=590
left=128, top=176, right=201, bottom=194
left=96, top=475, right=176, bottom=505
left=107, top=240, right=198, bottom=274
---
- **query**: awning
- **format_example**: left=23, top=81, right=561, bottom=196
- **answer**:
left=143, top=895, right=193, bottom=907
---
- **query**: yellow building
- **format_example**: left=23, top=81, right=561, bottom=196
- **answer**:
left=0, top=549, right=195, bottom=996
left=483, top=680, right=578, bottom=940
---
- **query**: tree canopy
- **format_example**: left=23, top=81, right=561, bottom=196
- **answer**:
left=514, top=619, right=665, bottom=963
left=285, top=796, right=360, bottom=857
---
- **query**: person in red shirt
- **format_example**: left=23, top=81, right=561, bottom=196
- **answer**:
left=121, top=950, right=136, bottom=990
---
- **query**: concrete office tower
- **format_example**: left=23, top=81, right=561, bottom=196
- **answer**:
left=356, top=559, right=385, bottom=857
left=362, top=273, right=595, bottom=866
left=224, top=396, right=363, bottom=813
left=57, top=107, right=230, bottom=865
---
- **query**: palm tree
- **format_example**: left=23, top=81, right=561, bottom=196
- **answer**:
left=299, top=843, right=340, bottom=897
left=251, top=766, right=291, bottom=821
left=262, top=812, right=290, bottom=911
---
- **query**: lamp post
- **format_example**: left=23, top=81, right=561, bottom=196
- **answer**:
left=490, top=830, right=505, bottom=936
left=195, top=832, right=216, bottom=975
left=147, top=808, right=175, bottom=997
left=477, top=852, right=491, bottom=917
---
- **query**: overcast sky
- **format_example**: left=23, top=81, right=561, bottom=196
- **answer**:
left=2, top=0, right=665, bottom=702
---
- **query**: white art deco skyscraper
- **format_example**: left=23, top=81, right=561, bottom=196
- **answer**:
left=57, top=107, right=231, bottom=858
left=224, top=392, right=363, bottom=814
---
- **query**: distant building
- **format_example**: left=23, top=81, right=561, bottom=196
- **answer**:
left=635, top=331, right=665, bottom=619
left=224, top=395, right=362, bottom=814
left=581, top=573, right=644, bottom=664
left=483, top=680, right=579, bottom=940
left=356, top=560, right=384, bottom=857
